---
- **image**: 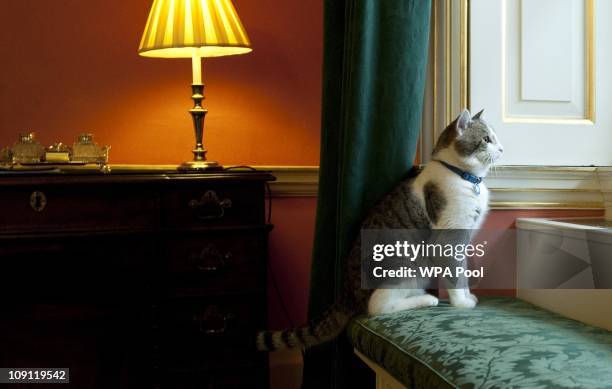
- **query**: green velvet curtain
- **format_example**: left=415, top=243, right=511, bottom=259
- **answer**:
left=303, top=1, right=432, bottom=388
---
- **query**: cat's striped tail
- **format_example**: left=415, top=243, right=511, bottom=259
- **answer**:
left=255, top=303, right=351, bottom=351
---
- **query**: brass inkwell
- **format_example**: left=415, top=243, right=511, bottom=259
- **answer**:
left=0, top=132, right=110, bottom=171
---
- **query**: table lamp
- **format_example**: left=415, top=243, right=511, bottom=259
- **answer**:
left=138, top=0, right=252, bottom=171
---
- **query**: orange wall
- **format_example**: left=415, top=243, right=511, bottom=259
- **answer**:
left=267, top=197, right=317, bottom=327
left=0, top=0, right=322, bottom=166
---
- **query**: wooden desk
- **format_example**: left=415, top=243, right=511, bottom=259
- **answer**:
left=0, top=170, right=274, bottom=388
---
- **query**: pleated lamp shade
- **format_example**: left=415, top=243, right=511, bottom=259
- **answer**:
left=138, top=0, right=252, bottom=58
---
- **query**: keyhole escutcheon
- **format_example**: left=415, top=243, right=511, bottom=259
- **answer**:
left=30, top=191, right=47, bottom=212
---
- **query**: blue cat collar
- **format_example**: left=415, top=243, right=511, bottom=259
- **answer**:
left=434, top=160, right=483, bottom=195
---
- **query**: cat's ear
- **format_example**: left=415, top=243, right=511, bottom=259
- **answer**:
left=472, top=109, right=484, bottom=120
left=456, top=109, right=471, bottom=135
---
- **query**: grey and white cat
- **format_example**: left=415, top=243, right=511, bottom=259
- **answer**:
left=257, top=109, right=504, bottom=351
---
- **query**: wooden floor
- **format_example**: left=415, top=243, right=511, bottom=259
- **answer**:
left=269, top=350, right=303, bottom=389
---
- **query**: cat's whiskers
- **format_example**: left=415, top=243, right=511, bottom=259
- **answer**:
left=487, top=154, right=497, bottom=177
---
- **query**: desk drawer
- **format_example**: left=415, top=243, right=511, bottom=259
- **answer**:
left=164, top=230, right=266, bottom=293
left=156, top=295, right=266, bottom=369
left=162, top=182, right=265, bottom=229
left=0, top=234, right=157, bottom=301
left=0, top=186, right=159, bottom=234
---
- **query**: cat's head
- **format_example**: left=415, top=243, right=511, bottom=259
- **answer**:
left=432, top=109, right=503, bottom=175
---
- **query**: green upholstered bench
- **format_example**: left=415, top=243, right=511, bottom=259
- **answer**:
left=348, top=297, right=612, bottom=389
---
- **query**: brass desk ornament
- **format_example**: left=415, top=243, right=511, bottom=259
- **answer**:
left=1, top=132, right=110, bottom=172
left=0, top=147, right=12, bottom=165
left=72, top=133, right=110, bottom=164
left=11, top=132, right=44, bottom=164
left=45, top=143, right=71, bottom=163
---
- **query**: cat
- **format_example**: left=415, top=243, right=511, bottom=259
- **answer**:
left=256, top=108, right=504, bottom=351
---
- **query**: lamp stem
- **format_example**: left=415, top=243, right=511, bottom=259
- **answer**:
left=179, top=55, right=222, bottom=172
left=192, top=52, right=202, bottom=84
left=179, top=84, right=222, bottom=171
left=190, top=84, right=207, bottom=162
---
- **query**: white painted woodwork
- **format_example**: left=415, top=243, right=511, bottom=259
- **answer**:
left=597, top=167, right=612, bottom=220
left=507, top=0, right=584, bottom=118
left=520, top=0, right=573, bottom=103
left=517, top=217, right=612, bottom=331
left=261, top=165, right=607, bottom=210
left=471, top=0, right=612, bottom=165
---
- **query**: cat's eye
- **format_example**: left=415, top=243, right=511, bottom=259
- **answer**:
left=483, top=136, right=492, bottom=143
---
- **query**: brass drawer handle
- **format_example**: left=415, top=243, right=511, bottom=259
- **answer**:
left=189, top=244, right=232, bottom=273
left=193, top=306, right=235, bottom=335
left=188, top=190, right=232, bottom=220
left=30, top=191, right=47, bottom=212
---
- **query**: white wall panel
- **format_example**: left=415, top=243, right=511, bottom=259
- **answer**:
left=471, top=0, right=611, bottom=165
left=505, top=0, right=587, bottom=119
left=521, top=0, right=573, bottom=103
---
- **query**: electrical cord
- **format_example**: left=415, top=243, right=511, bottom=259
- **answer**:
left=223, top=165, right=272, bottom=224
left=223, top=165, right=293, bottom=327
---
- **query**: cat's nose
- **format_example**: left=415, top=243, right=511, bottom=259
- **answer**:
left=498, top=146, right=504, bottom=153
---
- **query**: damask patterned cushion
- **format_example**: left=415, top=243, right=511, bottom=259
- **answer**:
left=348, top=297, right=612, bottom=388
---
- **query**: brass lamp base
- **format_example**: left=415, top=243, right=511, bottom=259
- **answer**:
left=178, top=83, right=224, bottom=173
left=179, top=160, right=223, bottom=172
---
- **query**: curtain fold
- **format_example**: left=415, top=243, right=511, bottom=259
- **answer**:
left=303, top=1, right=431, bottom=387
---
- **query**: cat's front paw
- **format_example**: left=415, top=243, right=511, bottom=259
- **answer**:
left=467, top=293, right=478, bottom=304
left=422, top=294, right=439, bottom=307
left=451, top=297, right=477, bottom=309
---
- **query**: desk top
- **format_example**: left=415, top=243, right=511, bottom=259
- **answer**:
left=0, top=164, right=275, bottom=186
